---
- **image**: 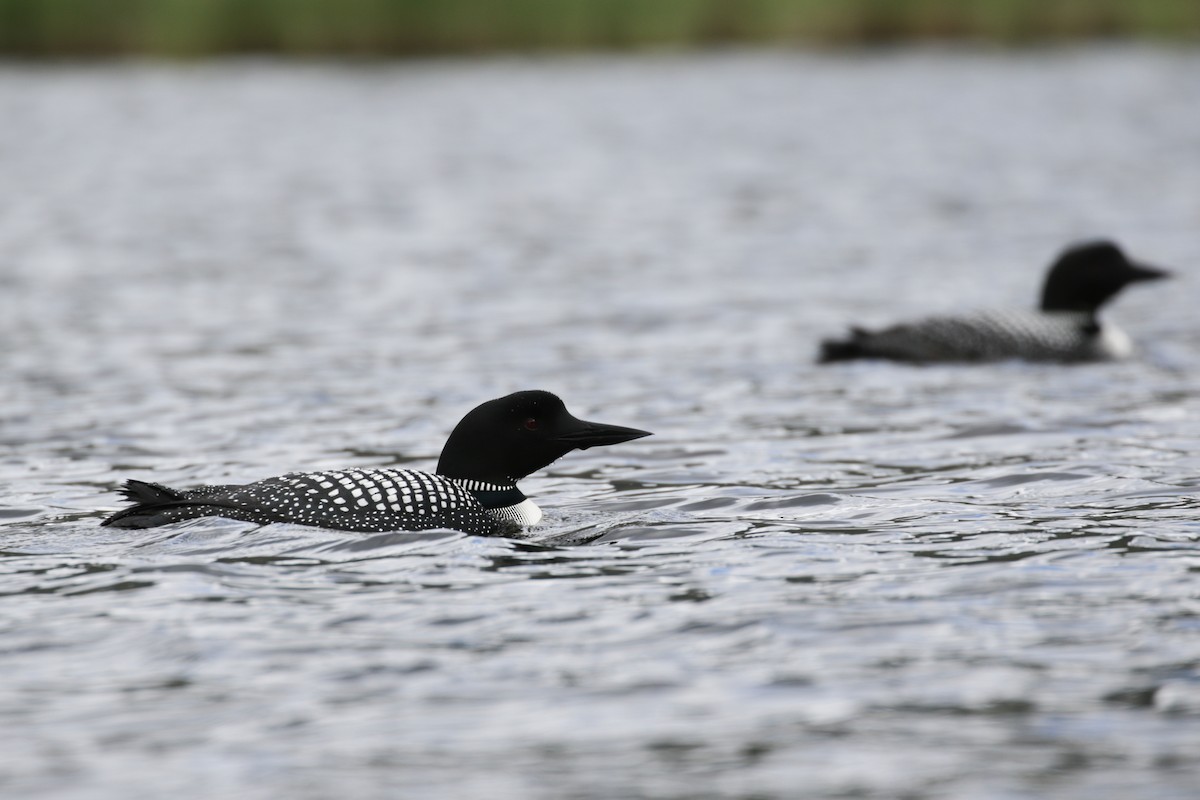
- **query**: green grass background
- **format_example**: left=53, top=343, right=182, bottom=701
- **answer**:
left=1, top=0, right=1197, bottom=56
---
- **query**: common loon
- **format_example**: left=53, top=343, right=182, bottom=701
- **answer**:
left=819, top=241, right=1171, bottom=363
left=101, top=391, right=651, bottom=536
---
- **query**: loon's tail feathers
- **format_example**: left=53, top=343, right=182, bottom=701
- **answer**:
left=116, top=479, right=184, bottom=506
left=818, top=327, right=872, bottom=363
left=102, top=479, right=230, bottom=528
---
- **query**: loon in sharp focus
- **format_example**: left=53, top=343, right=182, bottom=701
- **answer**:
left=101, top=391, right=651, bottom=536
left=819, top=241, right=1171, bottom=364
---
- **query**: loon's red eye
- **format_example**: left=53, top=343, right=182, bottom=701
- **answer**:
left=524, top=418, right=539, bottom=431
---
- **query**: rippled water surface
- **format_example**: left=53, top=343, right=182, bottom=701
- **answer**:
left=3, top=50, right=1200, bottom=799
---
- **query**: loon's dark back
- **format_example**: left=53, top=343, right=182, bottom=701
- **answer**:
left=103, top=470, right=502, bottom=534
left=823, top=309, right=1112, bottom=364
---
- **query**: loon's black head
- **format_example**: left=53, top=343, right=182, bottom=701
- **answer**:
left=435, top=390, right=652, bottom=485
left=1039, top=240, right=1171, bottom=314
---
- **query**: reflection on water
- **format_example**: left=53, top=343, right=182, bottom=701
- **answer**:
left=2, top=50, right=1200, bottom=799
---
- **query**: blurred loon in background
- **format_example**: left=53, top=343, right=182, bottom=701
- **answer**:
left=819, top=240, right=1171, bottom=364
left=102, top=391, right=651, bottom=536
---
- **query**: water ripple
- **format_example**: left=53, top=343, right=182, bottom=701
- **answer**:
left=1, top=51, right=1199, bottom=800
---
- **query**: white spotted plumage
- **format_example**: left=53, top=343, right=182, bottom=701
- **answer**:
left=135, top=468, right=530, bottom=536
left=845, top=309, right=1131, bottom=363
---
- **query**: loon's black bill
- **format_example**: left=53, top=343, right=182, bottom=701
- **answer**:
left=1129, top=262, right=1171, bottom=282
left=555, top=420, right=653, bottom=450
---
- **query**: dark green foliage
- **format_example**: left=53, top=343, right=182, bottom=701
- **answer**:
left=0, top=0, right=1195, bottom=56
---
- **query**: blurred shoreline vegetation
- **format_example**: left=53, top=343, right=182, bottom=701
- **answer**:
left=0, top=0, right=1197, bottom=56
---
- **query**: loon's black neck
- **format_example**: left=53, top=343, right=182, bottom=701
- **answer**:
left=447, top=478, right=527, bottom=510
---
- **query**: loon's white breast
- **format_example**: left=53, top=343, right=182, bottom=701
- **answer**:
left=1089, top=320, right=1133, bottom=360
left=492, top=498, right=543, bottom=527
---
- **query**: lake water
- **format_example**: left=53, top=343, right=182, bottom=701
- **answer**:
left=2, top=49, right=1199, bottom=799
